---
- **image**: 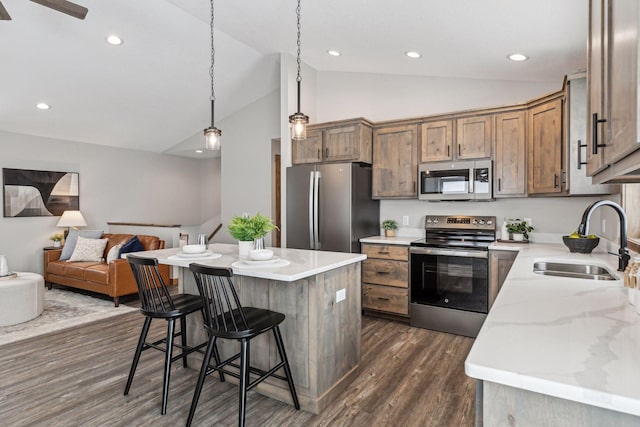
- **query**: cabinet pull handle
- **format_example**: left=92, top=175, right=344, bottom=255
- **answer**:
left=317, top=148, right=321, bottom=160
left=376, top=270, right=391, bottom=275
left=377, top=251, right=390, bottom=255
left=592, top=113, right=607, bottom=155
left=498, top=178, right=501, bottom=192
left=447, top=145, right=450, bottom=157
left=376, top=297, right=391, bottom=301
left=554, top=173, right=559, bottom=188
left=413, top=181, right=416, bottom=192
left=325, top=147, right=329, bottom=158
left=577, top=139, right=587, bottom=170
left=458, top=144, right=461, bottom=157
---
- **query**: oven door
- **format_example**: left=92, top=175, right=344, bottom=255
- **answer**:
left=410, top=247, right=488, bottom=313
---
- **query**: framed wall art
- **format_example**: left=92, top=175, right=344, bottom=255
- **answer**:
left=3, top=168, right=79, bottom=217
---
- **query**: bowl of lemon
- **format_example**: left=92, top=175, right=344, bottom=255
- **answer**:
left=562, top=232, right=600, bottom=254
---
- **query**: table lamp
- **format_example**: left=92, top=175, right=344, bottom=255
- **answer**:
left=56, top=210, right=87, bottom=240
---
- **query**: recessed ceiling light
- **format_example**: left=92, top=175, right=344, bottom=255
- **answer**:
left=405, top=51, right=421, bottom=59
left=36, top=103, right=50, bottom=110
left=106, top=35, right=123, bottom=46
left=508, top=53, right=529, bottom=62
left=195, top=149, right=204, bottom=154
left=327, top=50, right=341, bottom=57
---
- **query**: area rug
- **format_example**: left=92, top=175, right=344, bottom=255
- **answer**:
left=0, top=288, right=138, bottom=346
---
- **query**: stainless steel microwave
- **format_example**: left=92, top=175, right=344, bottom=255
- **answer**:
left=418, top=160, right=492, bottom=201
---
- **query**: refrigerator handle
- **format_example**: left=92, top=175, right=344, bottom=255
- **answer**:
left=313, top=171, right=320, bottom=249
left=308, top=171, right=315, bottom=249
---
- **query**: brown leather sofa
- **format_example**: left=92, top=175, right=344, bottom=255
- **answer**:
left=43, top=233, right=170, bottom=307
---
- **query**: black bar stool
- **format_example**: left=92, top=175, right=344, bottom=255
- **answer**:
left=124, top=255, right=209, bottom=415
left=186, top=264, right=300, bottom=427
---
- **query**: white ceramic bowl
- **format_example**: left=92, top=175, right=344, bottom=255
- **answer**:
left=182, top=244, right=206, bottom=254
left=248, top=249, right=273, bottom=261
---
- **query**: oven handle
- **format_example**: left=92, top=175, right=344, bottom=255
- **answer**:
left=410, top=247, right=488, bottom=259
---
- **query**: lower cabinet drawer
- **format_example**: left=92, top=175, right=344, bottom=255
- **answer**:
left=362, top=284, right=408, bottom=315
left=362, top=259, right=408, bottom=288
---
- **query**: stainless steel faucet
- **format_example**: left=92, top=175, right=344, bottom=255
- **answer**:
left=577, top=200, right=630, bottom=271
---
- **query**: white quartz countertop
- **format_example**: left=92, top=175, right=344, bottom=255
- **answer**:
left=129, top=243, right=366, bottom=282
left=360, top=235, right=418, bottom=245
left=465, top=241, right=640, bottom=416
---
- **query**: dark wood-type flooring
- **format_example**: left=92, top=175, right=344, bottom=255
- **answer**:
left=0, top=302, right=475, bottom=427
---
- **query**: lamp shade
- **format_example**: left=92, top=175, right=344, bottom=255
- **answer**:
left=56, top=210, right=87, bottom=227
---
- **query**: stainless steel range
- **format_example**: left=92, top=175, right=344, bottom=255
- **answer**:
left=410, top=215, right=496, bottom=337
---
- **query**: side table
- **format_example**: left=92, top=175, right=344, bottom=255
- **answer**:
left=0, top=272, right=45, bottom=327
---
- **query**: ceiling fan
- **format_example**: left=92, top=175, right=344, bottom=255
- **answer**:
left=0, top=0, right=88, bottom=21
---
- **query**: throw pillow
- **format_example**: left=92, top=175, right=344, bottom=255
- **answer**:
left=68, top=236, right=109, bottom=262
left=119, top=235, right=145, bottom=256
left=59, top=229, right=104, bottom=261
left=106, top=243, right=123, bottom=263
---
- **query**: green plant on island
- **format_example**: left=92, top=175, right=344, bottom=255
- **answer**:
left=228, top=213, right=278, bottom=241
left=382, top=219, right=398, bottom=231
left=506, top=220, right=534, bottom=240
left=50, top=233, right=63, bottom=242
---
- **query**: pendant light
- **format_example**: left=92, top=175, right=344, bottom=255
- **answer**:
left=204, top=0, right=221, bottom=150
left=289, top=0, right=309, bottom=140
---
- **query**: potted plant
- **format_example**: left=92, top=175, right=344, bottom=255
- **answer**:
left=50, top=233, right=63, bottom=248
left=506, top=220, right=534, bottom=241
left=382, top=219, right=398, bottom=237
left=228, top=213, right=278, bottom=256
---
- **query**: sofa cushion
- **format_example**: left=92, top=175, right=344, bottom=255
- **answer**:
left=119, top=236, right=144, bottom=256
left=69, top=237, right=109, bottom=262
left=103, top=234, right=134, bottom=257
left=106, top=243, right=123, bottom=263
left=84, top=263, right=109, bottom=285
left=59, top=229, right=104, bottom=261
left=63, top=261, right=103, bottom=279
left=47, top=260, right=67, bottom=276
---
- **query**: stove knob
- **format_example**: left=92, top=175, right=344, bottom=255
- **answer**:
left=433, top=218, right=439, bottom=224
left=427, top=218, right=433, bottom=224
left=479, top=220, right=485, bottom=225
left=486, top=219, right=493, bottom=225
left=472, top=219, right=478, bottom=225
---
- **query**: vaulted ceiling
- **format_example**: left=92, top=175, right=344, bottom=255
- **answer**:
left=0, top=0, right=587, bottom=157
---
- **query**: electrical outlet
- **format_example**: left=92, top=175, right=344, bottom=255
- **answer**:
left=402, top=215, right=409, bottom=226
left=336, top=288, right=346, bottom=302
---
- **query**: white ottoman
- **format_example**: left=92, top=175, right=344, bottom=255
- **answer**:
left=0, top=272, right=45, bottom=327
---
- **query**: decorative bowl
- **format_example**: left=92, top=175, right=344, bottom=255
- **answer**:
left=248, top=249, right=273, bottom=261
left=562, top=236, right=600, bottom=254
left=182, top=244, right=206, bottom=254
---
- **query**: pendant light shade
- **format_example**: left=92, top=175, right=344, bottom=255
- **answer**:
left=289, top=0, right=308, bottom=141
left=204, top=0, right=221, bottom=150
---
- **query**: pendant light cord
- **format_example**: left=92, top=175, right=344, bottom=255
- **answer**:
left=209, top=0, right=216, bottom=126
left=295, top=0, right=302, bottom=112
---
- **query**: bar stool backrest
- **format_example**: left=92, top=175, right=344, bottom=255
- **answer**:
left=189, top=264, right=249, bottom=334
left=127, top=255, right=176, bottom=316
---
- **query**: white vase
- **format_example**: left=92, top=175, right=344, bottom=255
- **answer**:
left=238, top=241, right=253, bottom=258
left=512, top=233, right=524, bottom=241
left=53, top=241, right=61, bottom=248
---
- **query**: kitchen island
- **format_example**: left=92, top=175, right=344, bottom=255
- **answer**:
left=466, top=241, right=640, bottom=425
left=131, top=244, right=365, bottom=414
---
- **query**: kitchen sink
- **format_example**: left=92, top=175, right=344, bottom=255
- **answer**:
left=533, top=261, right=617, bottom=281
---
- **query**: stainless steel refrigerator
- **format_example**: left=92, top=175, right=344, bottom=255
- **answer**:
left=286, top=162, right=379, bottom=253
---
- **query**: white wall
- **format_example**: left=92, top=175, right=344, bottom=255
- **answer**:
left=0, top=131, right=218, bottom=274
left=218, top=90, right=281, bottom=245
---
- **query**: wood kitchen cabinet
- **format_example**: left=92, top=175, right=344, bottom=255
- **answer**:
left=488, top=250, right=517, bottom=310
left=587, top=0, right=640, bottom=183
left=494, top=110, right=527, bottom=197
left=420, top=115, right=492, bottom=163
left=361, top=243, right=409, bottom=319
left=372, top=124, right=418, bottom=198
left=527, top=95, right=565, bottom=194
left=291, top=118, right=373, bottom=165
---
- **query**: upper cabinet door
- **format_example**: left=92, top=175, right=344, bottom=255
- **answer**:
left=291, top=129, right=323, bottom=164
left=494, top=111, right=527, bottom=197
left=528, top=97, right=564, bottom=194
left=456, top=115, right=492, bottom=159
left=373, top=124, right=418, bottom=198
left=323, top=125, right=359, bottom=162
left=420, top=120, right=453, bottom=162
left=586, top=0, right=607, bottom=175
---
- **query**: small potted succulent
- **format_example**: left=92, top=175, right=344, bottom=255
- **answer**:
left=50, top=233, right=63, bottom=248
left=228, top=213, right=278, bottom=257
left=382, top=219, right=399, bottom=237
left=506, top=220, right=534, bottom=241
